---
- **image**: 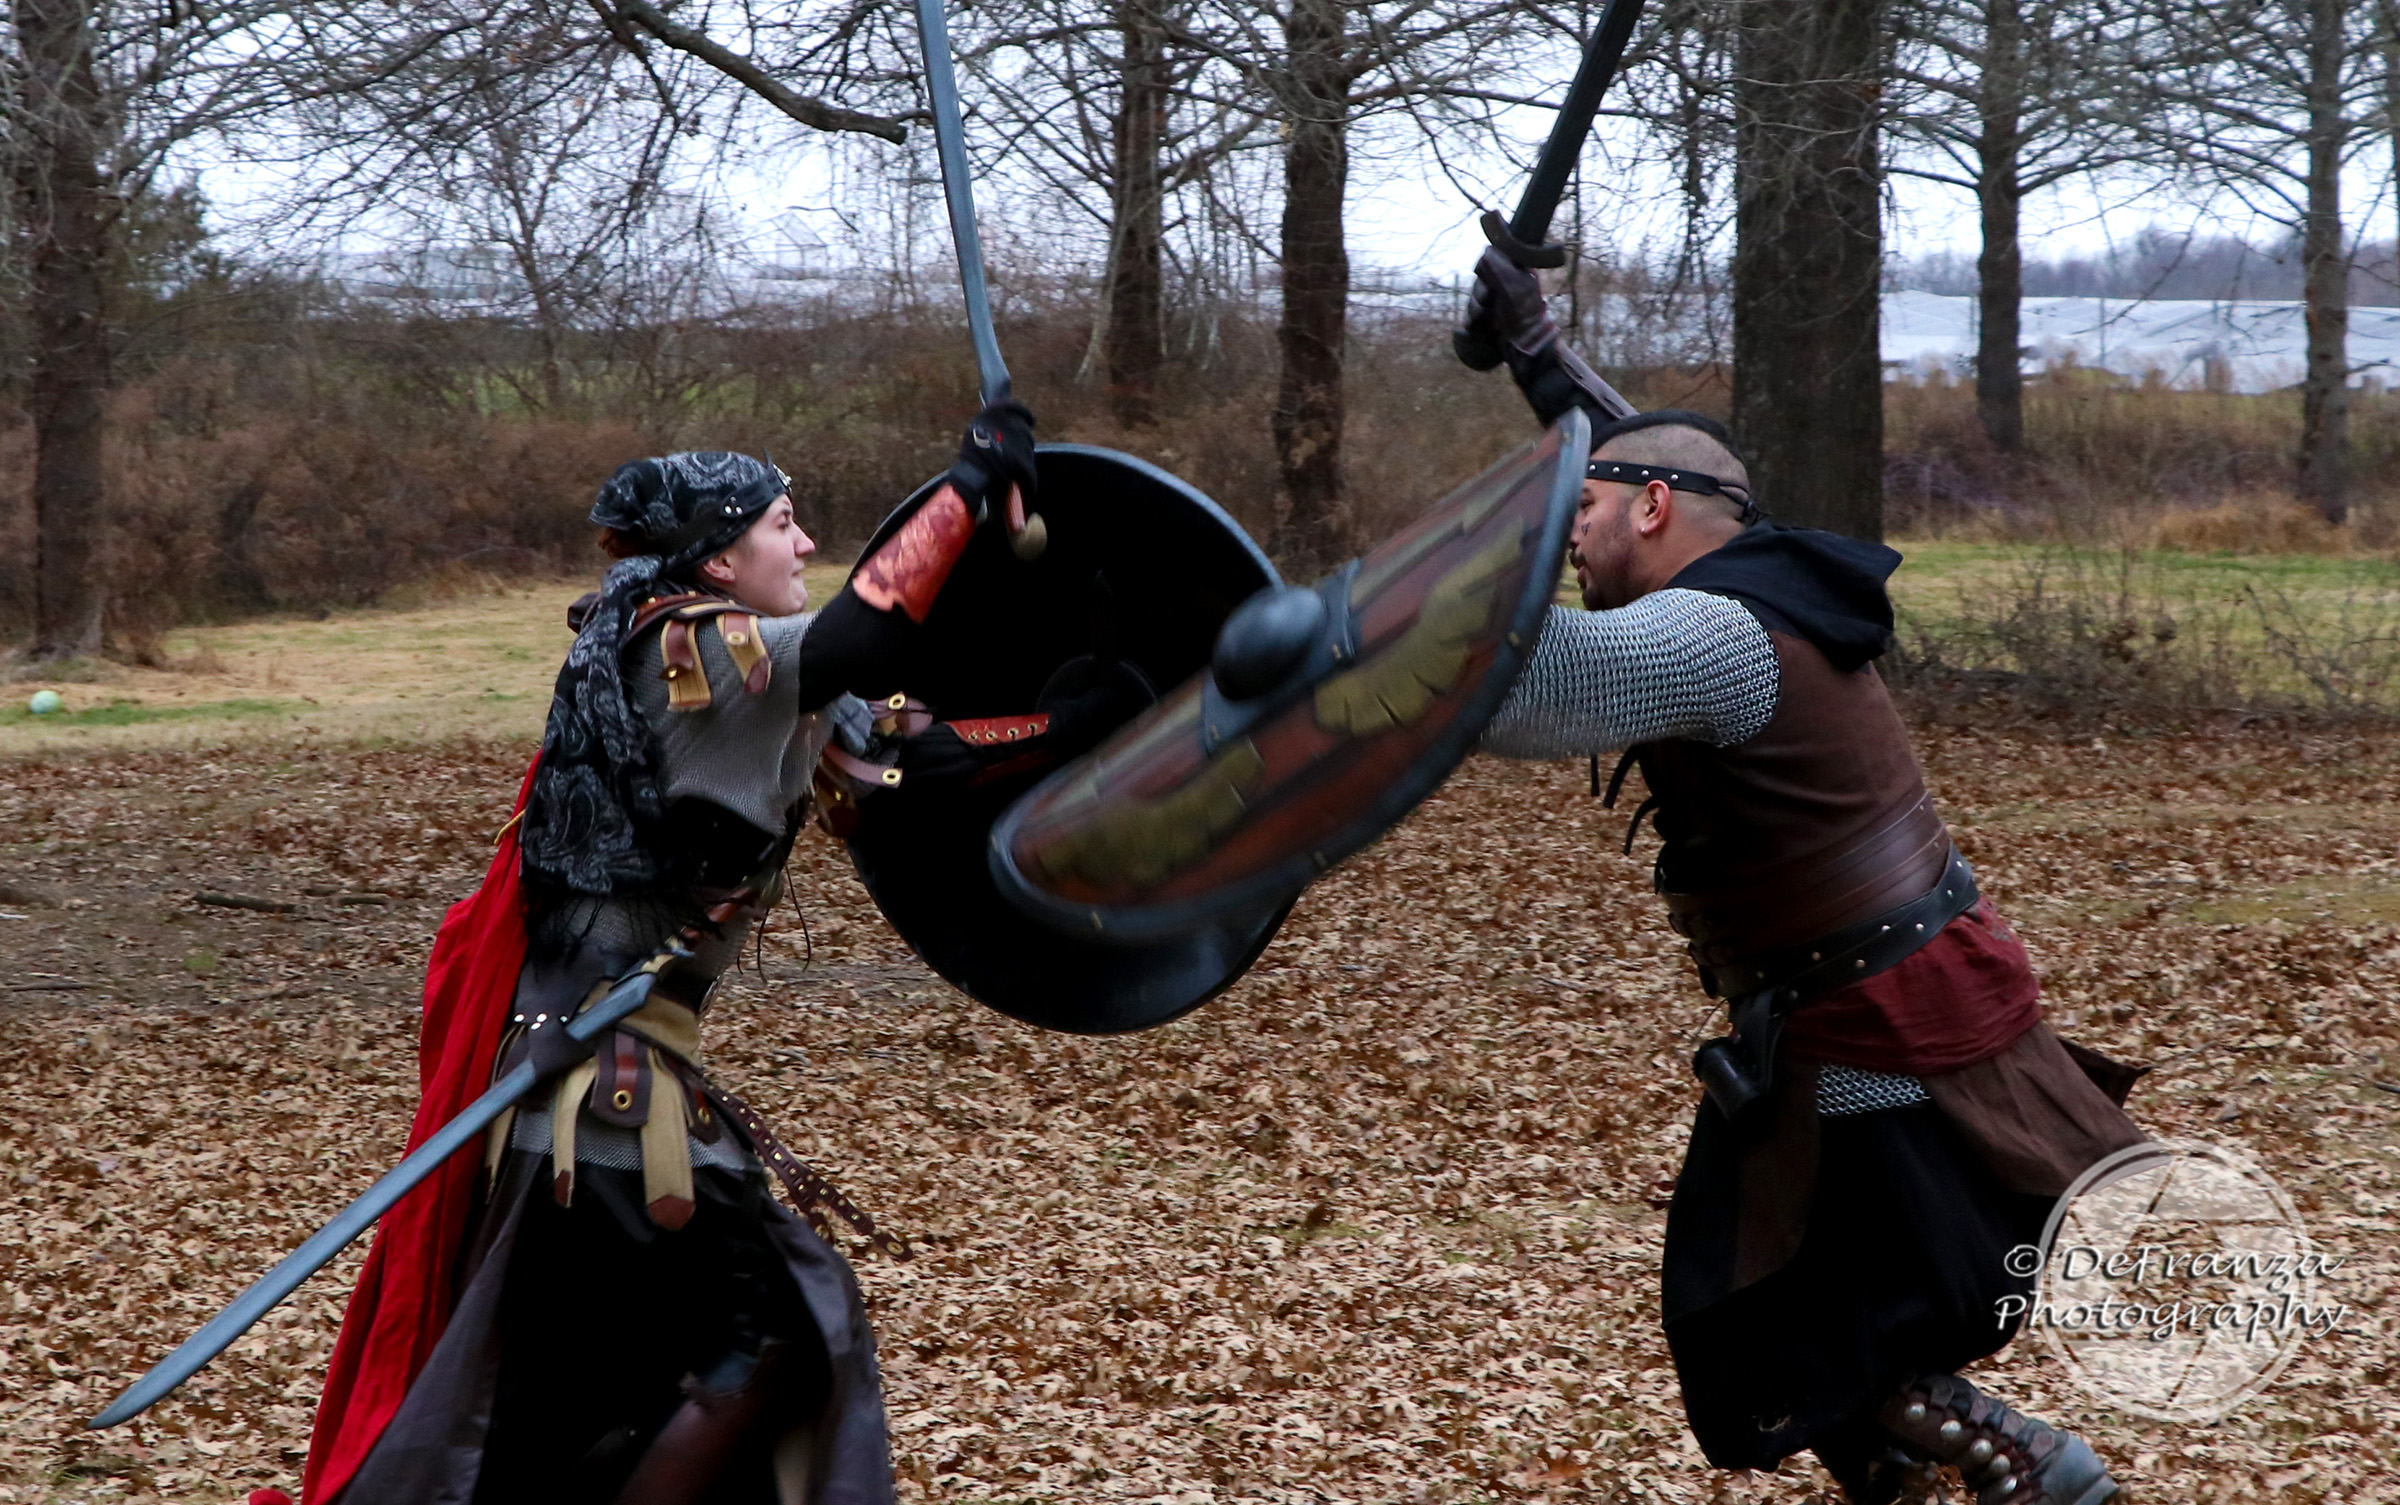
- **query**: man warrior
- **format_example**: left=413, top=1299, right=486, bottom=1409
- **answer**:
left=1462, top=255, right=2145, bottom=1505
left=293, top=403, right=1042, bottom=1505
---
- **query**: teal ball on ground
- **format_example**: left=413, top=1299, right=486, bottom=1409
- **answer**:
left=27, top=689, right=62, bottom=715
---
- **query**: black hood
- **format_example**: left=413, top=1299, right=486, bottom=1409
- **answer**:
left=1664, top=522, right=1901, bottom=671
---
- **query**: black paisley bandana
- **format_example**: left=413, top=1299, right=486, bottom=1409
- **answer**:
left=520, top=452, right=790, bottom=904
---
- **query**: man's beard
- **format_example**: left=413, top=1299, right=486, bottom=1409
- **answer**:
left=1578, top=526, right=1637, bottom=610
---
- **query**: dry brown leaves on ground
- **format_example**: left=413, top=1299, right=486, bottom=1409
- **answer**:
left=0, top=727, right=2395, bottom=1503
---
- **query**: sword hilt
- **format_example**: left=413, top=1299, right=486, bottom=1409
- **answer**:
left=1454, top=210, right=1572, bottom=371
left=1481, top=207, right=1568, bottom=270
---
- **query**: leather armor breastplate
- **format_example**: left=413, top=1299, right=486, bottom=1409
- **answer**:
left=1634, top=630, right=1950, bottom=985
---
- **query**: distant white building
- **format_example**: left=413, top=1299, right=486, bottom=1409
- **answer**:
left=322, top=244, right=523, bottom=307
left=1883, top=291, right=2400, bottom=393
left=736, top=209, right=830, bottom=281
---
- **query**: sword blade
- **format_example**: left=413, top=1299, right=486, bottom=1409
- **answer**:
left=87, top=966, right=665, bottom=1430
left=1508, top=0, right=1647, bottom=249
left=914, top=0, right=1011, bottom=408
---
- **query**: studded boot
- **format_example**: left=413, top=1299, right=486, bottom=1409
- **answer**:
left=1830, top=1440, right=1951, bottom=1505
left=1875, top=1374, right=2119, bottom=1505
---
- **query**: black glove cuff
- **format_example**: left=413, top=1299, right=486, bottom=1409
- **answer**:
left=522, top=1011, right=600, bottom=1079
left=1506, top=344, right=1586, bottom=428
left=950, top=401, right=1038, bottom=514
left=946, top=455, right=998, bottom=518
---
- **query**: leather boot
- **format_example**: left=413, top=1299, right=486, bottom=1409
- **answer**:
left=1813, top=1412, right=1949, bottom=1505
left=1875, top=1374, right=2119, bottom=1505
left=611, top=1339, right=791, bottom=1505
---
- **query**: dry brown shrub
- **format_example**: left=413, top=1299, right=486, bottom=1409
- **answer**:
left=2145, top=496, right=2352, bottom=555
left=9, top=293, right=2400, bottom=663
left=1886, top=377, right=2400, bottom=543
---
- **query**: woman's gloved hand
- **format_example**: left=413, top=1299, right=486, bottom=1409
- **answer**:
left=947, top=399, right=1039, bottom=525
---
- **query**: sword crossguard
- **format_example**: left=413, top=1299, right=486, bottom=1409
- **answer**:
left=1478, top=208, right=1568, bottom=270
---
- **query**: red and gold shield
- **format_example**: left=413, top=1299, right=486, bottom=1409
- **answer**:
left=990, top=411, right=1587, bottom=941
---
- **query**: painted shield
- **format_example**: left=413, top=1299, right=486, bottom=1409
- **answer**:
left=841, top=444, right=1293, bottom=1034
left=989, top=411, right=1587, bottom=943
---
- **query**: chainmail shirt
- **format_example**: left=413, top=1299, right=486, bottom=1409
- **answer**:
left=546, top=610, right=855, bottom=985
left=629, top=609, right=836, bottom=833
left=1480, top=590, right=1780, bottom=758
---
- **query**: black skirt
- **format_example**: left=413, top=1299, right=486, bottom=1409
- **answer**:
left=337, top=1154, right=895, bottom=1505
left=1661, top=1097, right=2054, bottom=1470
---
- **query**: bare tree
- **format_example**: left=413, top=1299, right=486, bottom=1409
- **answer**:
left=280, top=11, right=711, bottom=414
left=1729, top=0, right=1886, bottom=540
left=0, top=0, right=908, bottom=656
left=2154, top=0, right=2383, bottom=522
left=1887, top=0, right=2163, bottom=450
left=2383, top=0, right=2399, bottom=287
left=1168, top=0, right=1523, bottom=566
left=1, top=1, right=353, bottom=656
left=955, top=0, right=1266, bottom=425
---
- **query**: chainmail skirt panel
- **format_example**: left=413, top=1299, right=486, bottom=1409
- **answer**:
left=1816, top=1062, right=1931, bottom=1115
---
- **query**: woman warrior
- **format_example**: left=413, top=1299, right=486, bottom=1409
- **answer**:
left=294, top=401, right=1036, bottom=1505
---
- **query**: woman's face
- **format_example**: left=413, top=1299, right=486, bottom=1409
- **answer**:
left=701, top=496, right=815, bottom=616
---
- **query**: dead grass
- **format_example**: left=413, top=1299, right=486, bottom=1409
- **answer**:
left=6, top=531, right=2390, bottom=768
left=0, top=564, right=851, bottom=757
left=1885, top=377, right=2400, bottom=542
left=1887, top=540, right=2400, bottom=718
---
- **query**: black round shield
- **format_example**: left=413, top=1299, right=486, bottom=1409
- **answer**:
left=841, top=444, right=1291, bottom=1034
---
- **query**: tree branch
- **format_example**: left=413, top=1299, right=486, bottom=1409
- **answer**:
left=601, top=0, right=908, bottom=143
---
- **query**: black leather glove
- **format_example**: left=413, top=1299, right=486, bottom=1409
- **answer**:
left=1461, top=245, right=1559, bottom=371
left=892, top=725, right=986, bottom=786
left=1463, top=246, right=1637, bottom=429
left=947, top=399, right=1039, bottom=522
left=1040, top=663, right=1157, bottom=758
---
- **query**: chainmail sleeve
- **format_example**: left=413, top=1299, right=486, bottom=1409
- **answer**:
left=1479, top=589, right=1780, bottom=758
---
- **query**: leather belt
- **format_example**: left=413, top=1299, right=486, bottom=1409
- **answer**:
left=1666, top=793, right=1950, bottom=962
left=1700, top=845, right=1980, bottom=1000
left=1691, top=846, right=1979, bottom=1119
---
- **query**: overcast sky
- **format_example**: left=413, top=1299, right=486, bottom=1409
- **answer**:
left=198, top=47, right=2398, bottom=292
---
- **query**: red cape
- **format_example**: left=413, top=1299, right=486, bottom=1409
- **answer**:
left=300, top=759, right=537, bottom=1503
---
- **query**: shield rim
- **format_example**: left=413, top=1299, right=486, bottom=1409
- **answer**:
left=842, top=442, right=1292, bottom=1031
left=856, top=442, right=1279, bottom=588
left=985, top=409, right=1590, bottom=943
left=876, top=886, right=1301, bottom=1036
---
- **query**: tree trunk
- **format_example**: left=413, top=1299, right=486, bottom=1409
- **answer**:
left=13, top=0, right=113, bottom=657
left=2295, top=0, right=2349, bottom=524
left=2387, top=0, right=2399, bottom=273
left=1104, top=0, right=1166, bottom=427
left=1269, top=0, right=1351, bottom=569
left=2388, top=0, right=2399, bottom=268
left=1975, top=0, right=2026, bottom=452
left=1729, top=0, right=1886, bottom=540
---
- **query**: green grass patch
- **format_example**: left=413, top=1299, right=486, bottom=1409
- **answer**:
left=1888, top=539, right=2400, bottom=712
left=1, top=697, right=303, bottom=728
